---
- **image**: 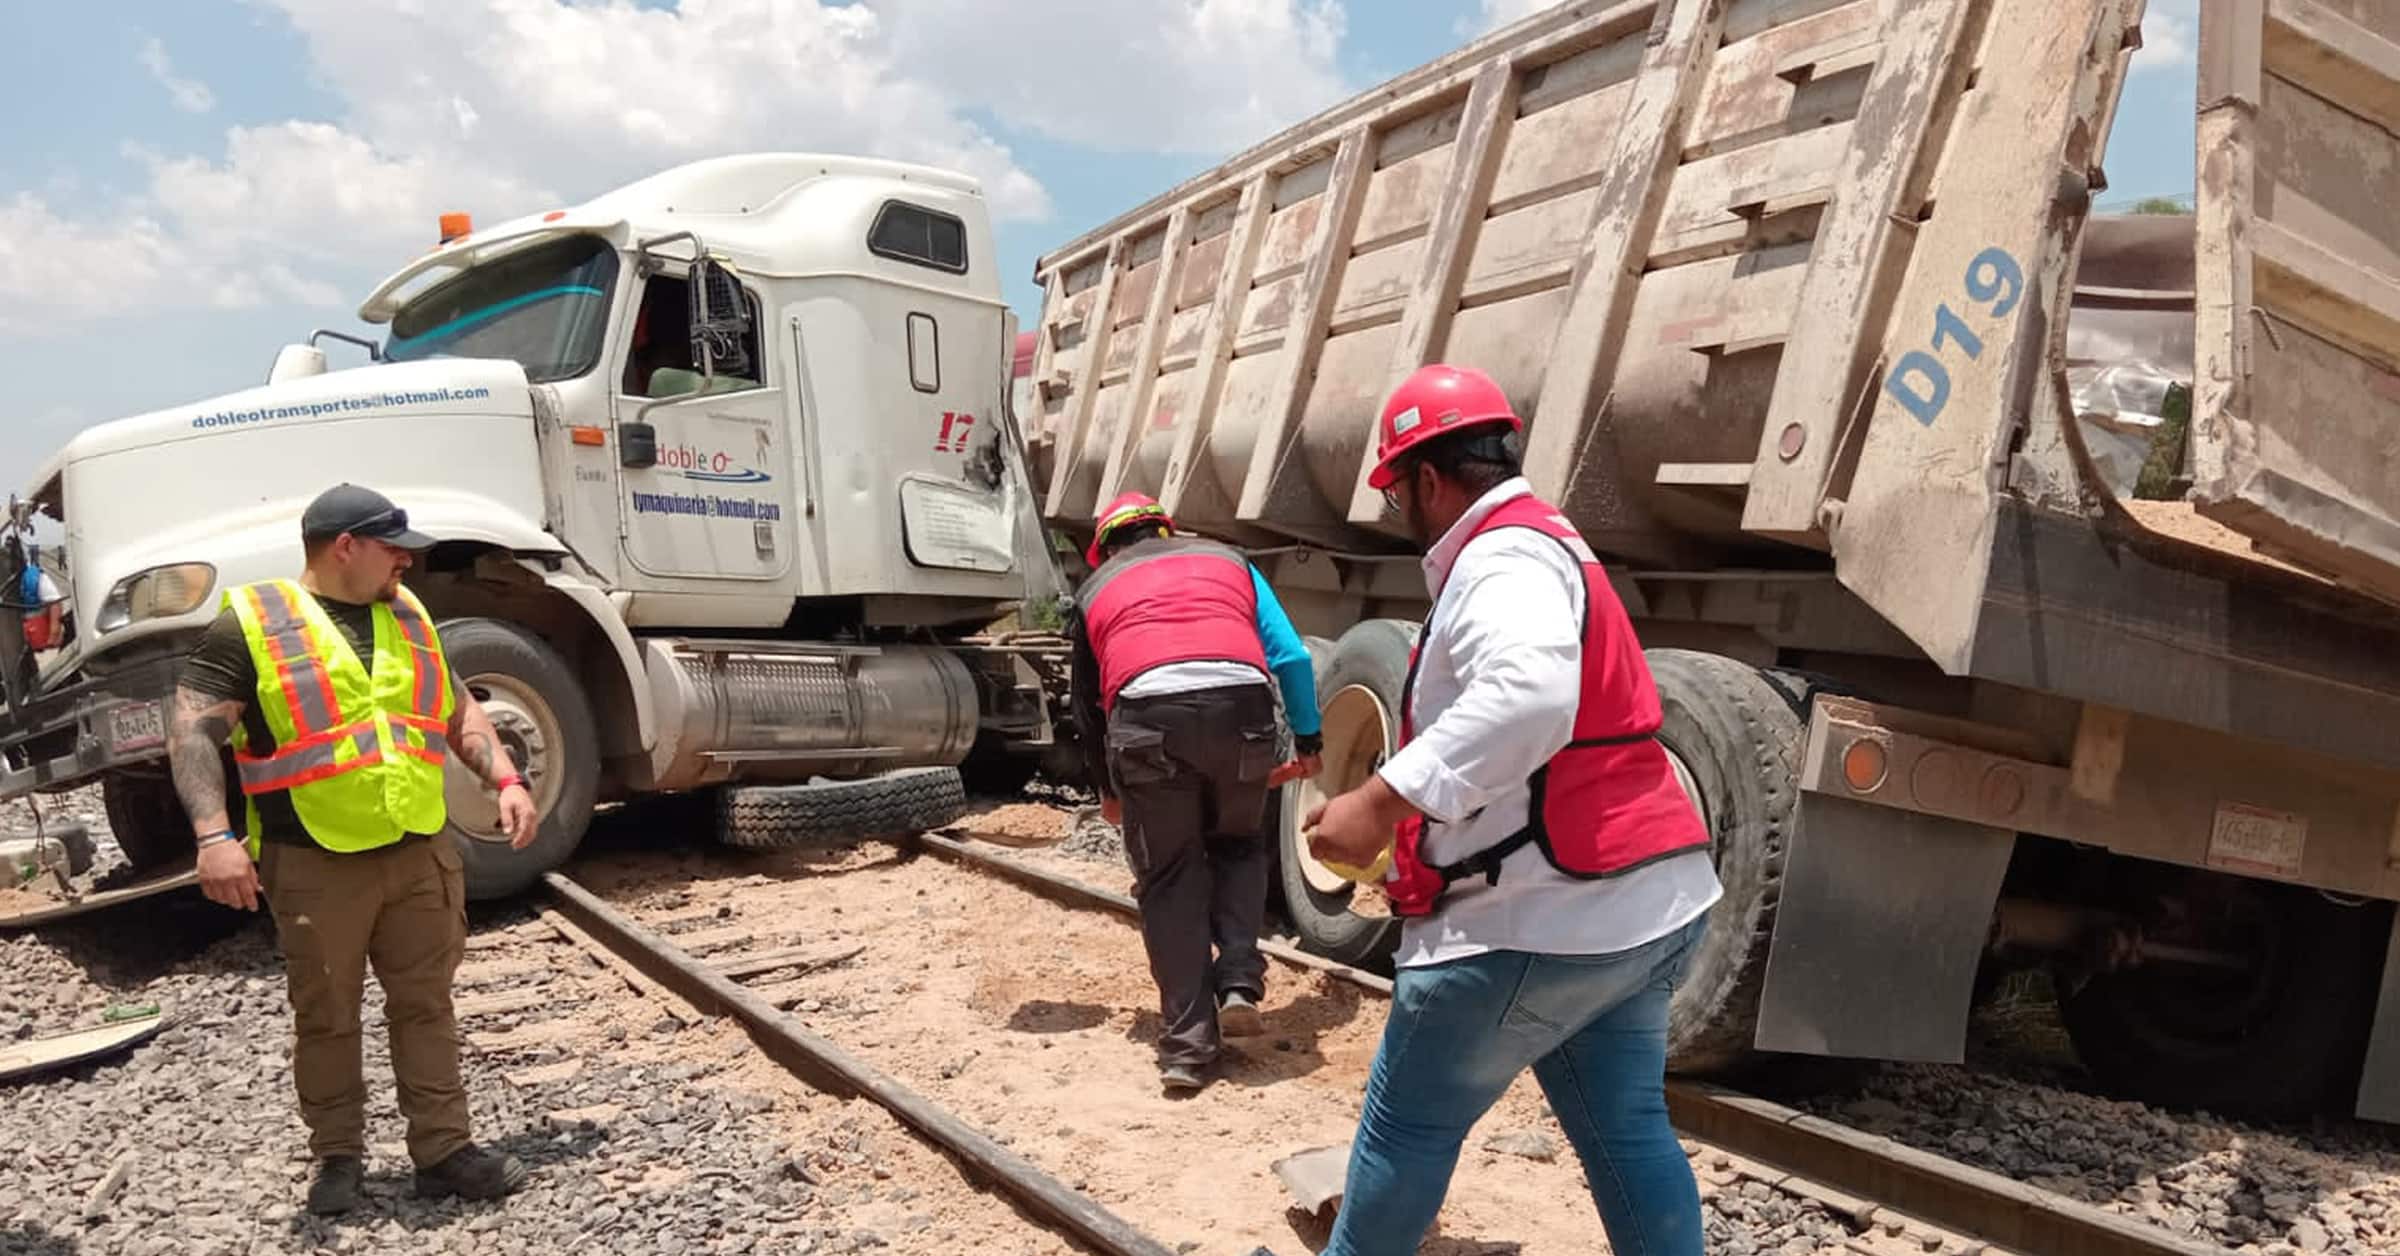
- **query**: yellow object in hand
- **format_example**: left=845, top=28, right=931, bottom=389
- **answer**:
left=1319, top=844, right=1392, bottom=885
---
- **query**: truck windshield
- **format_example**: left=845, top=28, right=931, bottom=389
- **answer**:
left=385, top=234, right=618, bottom=382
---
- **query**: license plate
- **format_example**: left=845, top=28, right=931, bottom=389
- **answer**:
left=107, top=702, right=165, bottom=756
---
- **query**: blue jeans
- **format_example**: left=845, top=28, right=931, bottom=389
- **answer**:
left=1323, top=915, right=1708, bottom=1256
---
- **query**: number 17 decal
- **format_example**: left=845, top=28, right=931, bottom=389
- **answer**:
left=934, top=411, right=977, bottom=452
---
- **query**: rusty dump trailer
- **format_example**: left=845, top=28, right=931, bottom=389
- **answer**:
left=1022, top=0, right=2400, bottom=1122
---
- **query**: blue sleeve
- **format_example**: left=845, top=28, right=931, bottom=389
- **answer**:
left=1250, top=566, right=1320, bottom=737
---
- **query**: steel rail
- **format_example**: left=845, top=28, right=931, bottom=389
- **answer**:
left=911, top=834, right=2222, bottom=1256
left=540, top=871, right=1178, bottom=1256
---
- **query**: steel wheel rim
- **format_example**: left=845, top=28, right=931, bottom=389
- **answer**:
left=444, top=671, right=562, bottom=845
left=1291, top=682, right=1393, bottom=896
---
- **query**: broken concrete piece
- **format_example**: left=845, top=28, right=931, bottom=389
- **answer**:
left=1272, top=1144, right=1350, bottom=1215
left=1483, top=1129, right=1563, bottom=1162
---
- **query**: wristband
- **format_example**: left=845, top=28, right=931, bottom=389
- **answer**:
left=494, top=773, right=526, bottom=793
left=195, top=830, right=238, bottom=849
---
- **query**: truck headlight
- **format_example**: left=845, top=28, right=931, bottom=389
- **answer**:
left=94, top=563, right=217, bottom=633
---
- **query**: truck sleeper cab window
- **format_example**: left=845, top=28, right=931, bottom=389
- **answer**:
left=385, top=234, right=617, bottom=383
left=868, top=202, right=969, bottom=275
left=622, top=272, right=766, bottom=400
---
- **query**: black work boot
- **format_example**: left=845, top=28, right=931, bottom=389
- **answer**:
left=306, top=1155, right=363, bottom=1216
left=413, top=1144, right=528, bottom=1201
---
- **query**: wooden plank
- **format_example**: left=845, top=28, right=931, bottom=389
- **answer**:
left=1042, top=236, right=1126, bottom=519
left=454, top=987, right=552, bottom=1020
left=1094, top=206, right=1195, bottom=507
left=0, top=1014, right=163, bottom=1081
left=1160, top=176, right=1275, bottom=518
left=1235, top=127, right=1373, bottom=529
left=504, top=1057, right=587, bottom=1089
left=1740, top=0, right=1977, bottom=540
left=1522, top=0, right=1730, bottom=504
left=542, top=872, right=1180, bottom=1256
left=1347, top=58, right=1524, bottom=523
left=712, top=943, right=866, bottom=983
left=539, top=907, right=702, bottom=1025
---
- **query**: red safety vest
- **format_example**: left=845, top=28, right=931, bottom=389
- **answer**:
left=1081, top=537, right=1268, bottom=710
left=1385, top=494, right=1711, bottom=917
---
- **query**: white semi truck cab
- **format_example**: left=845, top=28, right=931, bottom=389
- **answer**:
left=0, top=153, right=1066, bottom=912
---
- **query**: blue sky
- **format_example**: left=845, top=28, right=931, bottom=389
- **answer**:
left=0, top=0, right=2198, bottom=491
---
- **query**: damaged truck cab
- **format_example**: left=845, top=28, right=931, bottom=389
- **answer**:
left=3, top=153, right=1061, bottom=913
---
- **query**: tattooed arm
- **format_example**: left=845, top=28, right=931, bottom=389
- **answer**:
left=172, top=682, right=261, bottom=911
left=169, top=684, right=244, bottom=839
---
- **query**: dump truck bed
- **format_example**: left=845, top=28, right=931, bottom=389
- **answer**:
left=1025, top=0, right=2400, bottom=672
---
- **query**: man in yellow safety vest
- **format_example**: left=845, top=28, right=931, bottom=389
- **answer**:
left=169, top=483, right=540, bottom=1215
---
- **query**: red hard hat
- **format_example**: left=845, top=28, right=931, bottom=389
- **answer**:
left=1086, top=491, right=1172, bottom=567
left=1367, top=364, right=1522, bottom=490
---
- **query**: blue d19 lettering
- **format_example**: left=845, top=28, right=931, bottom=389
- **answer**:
left=1883, top=246, right=2024, bottom=426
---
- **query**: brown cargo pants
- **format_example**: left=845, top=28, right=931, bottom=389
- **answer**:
left=1107, top=683, right=1280, bottom=1068
left=258, top=834, right=471, bottom=1169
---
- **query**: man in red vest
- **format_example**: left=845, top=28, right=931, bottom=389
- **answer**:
left=1066, top=493, right=1322, bottom=1092
left=1304, top=365, right=1721, bottom=1255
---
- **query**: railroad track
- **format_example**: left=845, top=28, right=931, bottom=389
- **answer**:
left=907, top=832, right=2228, bottom=1256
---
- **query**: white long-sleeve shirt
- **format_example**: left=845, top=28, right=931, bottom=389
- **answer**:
left=1377, top=478, right=1722, bottom=969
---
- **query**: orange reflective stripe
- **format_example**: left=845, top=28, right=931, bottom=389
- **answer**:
left=246, top=583, right=338, bottom=736
left=235, top=725, right=382, bottom=794
left=388, top=596, right=445, bottom=719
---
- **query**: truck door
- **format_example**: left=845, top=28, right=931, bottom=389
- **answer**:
left=613, top=270, right=797, bottom=582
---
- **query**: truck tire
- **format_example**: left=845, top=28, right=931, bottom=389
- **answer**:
left=2058, top=871, right=2385, bottom=1121
left=1648, top=649, right=1805, bottom=1076
left=717, top=767, right=969, bottom=850
left=102, top=772, right=190, bottom=873
left=1276, top=620, right=1413, bottom=972
left=439, top=618, right=601, bottom=901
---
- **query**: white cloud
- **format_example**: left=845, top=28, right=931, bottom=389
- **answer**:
left=137, top=37, right=217, bottom=114
left=6, top=0, right=1362, bottom=334
left=2132, top=0, right=2196, bottom=75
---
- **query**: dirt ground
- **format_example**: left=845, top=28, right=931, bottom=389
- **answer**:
left=575, top=841, right=1652, bottom=1256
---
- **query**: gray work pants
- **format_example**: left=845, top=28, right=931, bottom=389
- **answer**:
left=1106, top=683, right=1279, bottom=1068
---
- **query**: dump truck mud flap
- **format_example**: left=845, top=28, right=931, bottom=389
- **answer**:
left=1753, top=793, right=2014, bottom=1063
left=2355, top=918, right=2400, bottom=1122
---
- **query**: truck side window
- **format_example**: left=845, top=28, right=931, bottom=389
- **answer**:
left=623, top=273, right=765, bottom=399
left=869, top=203, right=969, bottom=274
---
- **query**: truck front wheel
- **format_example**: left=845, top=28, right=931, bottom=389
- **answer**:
left=438, top=618, right=600, bottom=900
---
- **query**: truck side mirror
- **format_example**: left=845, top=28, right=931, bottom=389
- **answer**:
left=689, top=258, right=753, bottom=380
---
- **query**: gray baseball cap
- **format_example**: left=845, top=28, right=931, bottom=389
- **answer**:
left=300, top=483, right=436, bottom=552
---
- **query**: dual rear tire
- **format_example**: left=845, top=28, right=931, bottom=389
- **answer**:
left=1269, top=620, right=1793, bottom=1072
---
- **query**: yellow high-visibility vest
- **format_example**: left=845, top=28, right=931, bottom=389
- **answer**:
left=225, top=578, right=455, bottom=854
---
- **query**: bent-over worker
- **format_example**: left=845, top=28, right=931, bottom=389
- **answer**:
left=1067, top=492, right=1322, bottom=1093
left=1305, top=366, right=1722, bottom=1255
left=171, top=483, right=541, bottom=1215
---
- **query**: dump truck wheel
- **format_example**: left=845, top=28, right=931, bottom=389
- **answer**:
left=102, top=772, right=191, bottom=873
left=1648, top=649, right=1805, bottom=1076
left=2058, top=870, right=2383, bottom=1121
left=716, top=767, right=969, bottom=850
left=1276, top=620, right=1412, bottom=973
left=439, top=618, right=601, bottom=901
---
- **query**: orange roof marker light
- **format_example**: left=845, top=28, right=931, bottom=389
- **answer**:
left=543, top=210, right=567, bottom=222
left=438, top=212, right=473, bottom=244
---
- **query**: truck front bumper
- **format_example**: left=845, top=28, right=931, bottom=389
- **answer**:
left=0, top=658, right=180, bottom=800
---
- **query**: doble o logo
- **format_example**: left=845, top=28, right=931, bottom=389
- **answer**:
left=656, top=446, right=730, bottom=473
left=653, top=444, right=772, bottom=485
